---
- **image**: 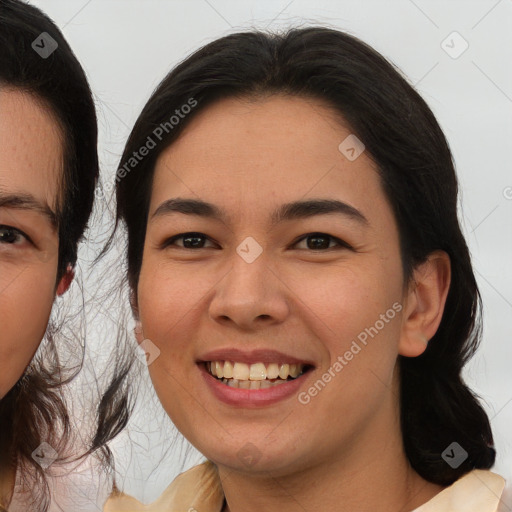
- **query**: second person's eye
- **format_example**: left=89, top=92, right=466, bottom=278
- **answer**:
left=163, top=232, right=218, bottom=249
left=0, top=225, right=29, bottom=246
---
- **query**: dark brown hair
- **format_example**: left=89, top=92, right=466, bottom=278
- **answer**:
left=0, top=0, right=99, bottom=509
left=114, top=27, right=495, bottom=486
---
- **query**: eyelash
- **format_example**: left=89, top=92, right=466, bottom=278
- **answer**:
left=162, top=232, right=353, bottom=251
left=0, top=225, right=30, bottom=246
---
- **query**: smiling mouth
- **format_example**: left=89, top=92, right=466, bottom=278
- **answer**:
left=205, top=361, right=313, bottom=389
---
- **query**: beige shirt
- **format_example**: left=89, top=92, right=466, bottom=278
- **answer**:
left=103, top=461, right=507, bottom=512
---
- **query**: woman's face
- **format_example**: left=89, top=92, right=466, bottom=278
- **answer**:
left=137, top=95, right=424, bottom=476
left=0, top=89, right=63, bottom=399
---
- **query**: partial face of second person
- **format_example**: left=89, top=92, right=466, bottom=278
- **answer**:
left=136, top=95, right=449, bottom=477
left=0, top=88, right=64, bottom=399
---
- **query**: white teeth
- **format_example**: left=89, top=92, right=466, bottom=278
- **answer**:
left=207, top=360, right=307, bottom=386
left=215, top=361, right=224, bottom=379
left=238, top=379, right=251, bottom=390
left=266, top=363, right=280, bottom=379
left=289, top=364, right=300, bottom=378
left=223, top=361, right=233, bottom=379
left=233, top=362, right=250, bottom=380
left=278, top=364, right=290, bottom=380
left=220, top=377, right=289, bottom=389
left=249, top=363, right=266, bottom=381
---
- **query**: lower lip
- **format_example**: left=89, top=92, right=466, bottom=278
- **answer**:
left=199, top=365, right=310, bottom=408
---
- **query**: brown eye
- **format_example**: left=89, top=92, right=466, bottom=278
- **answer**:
left=293, top=232, right=352, bottom=251
left=163, top=232, right=217, bottom=249
left=0, top=226, right=26, bottom=245
left=305, top=234, right=331, bottom=250
left=181, top=234, right=207, bottom=248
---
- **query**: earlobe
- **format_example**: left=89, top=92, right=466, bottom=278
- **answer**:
left=398, top=250, right=451, bottom=357
left=400, top=332, right=430, bottom=357
left=56, top=264, right=75, bottom=296
left=134, top=321, right=144, bottom=343
left=130, top=291, right=145, bottom=343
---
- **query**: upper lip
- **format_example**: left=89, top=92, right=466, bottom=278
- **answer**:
left=197, top=348, right=315, bottom=367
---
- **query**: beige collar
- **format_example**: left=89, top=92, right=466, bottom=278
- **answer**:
left=412, top=469, right=506, bottom=512
left=104, top=461, right=224, bottom=512
left=104, top=462, right=506, bottom=512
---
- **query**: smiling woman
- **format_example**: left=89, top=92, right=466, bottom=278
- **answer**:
left=105, top=27, right=506, bottom=512
left=0, top=0, right=100, bottom=510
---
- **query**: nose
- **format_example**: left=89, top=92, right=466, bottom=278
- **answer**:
left=208, top=254, right=290, bottom=330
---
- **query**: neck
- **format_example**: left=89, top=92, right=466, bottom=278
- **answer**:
left=217, top=380, right=446, bottom=512
left=219, top=445, right=444, bottom=512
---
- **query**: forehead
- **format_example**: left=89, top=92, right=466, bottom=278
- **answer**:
left=151, top=95, right=390, bottom=226
left=0, top=88, right=63, bottom=212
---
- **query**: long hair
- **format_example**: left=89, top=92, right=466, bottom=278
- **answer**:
left=0, top=1, right=101, bottom=509
left=113, top=26, right=494, bottom=486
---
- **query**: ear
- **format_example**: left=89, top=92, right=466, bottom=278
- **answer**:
left=56, top=264, right=75, bottom=296
left=129, top=289, right=145, bottom=343
left=398, top=250, right=451, bottom=357
left=134, top=320, right=145, bottom=344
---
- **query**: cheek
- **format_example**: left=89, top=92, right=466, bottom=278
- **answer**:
left=0, top=265, right=56, bottom=398
left=137, top=263, right=202, bottom=427
left=282, top=264, right=403, bottom=447
left=285, top=258, right=402, bottom=346
left=137, top=258, right=210, bottom=371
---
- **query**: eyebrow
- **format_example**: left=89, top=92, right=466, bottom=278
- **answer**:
left=152, top=197, right=369, bottom=227
left=0, top=192, right=58, bottom=228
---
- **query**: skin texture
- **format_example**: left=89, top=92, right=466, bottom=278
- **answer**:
left=136, top=95, right=451, bottom=512
left=0, top=88, right=77, bottom=509
left=0, top=88, right=64, bottom=505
